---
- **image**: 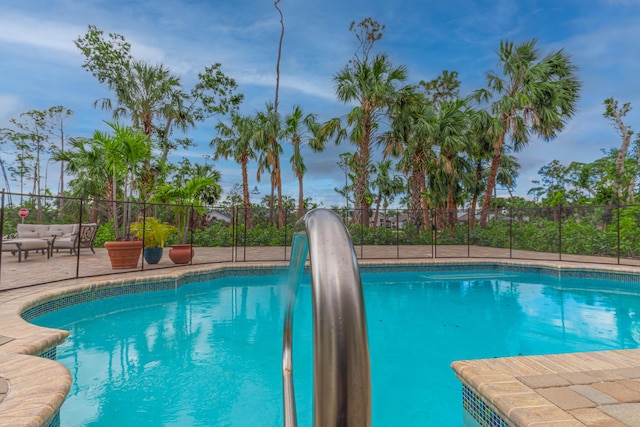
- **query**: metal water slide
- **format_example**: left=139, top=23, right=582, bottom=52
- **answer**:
left=282, top=208, right=371, bottom=427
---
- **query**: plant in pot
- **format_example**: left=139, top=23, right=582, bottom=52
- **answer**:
left=131, top=217, right=177, bottom=264
left=90, top=121, right=150, bottom=269
left=152, top=175, right=221, bottom=264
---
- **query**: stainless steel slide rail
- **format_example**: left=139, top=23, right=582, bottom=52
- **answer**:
left=283, top=208, right=371, bottom=427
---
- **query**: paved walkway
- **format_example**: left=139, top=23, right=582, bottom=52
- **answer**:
left=1, top=245, right=640, bottom=426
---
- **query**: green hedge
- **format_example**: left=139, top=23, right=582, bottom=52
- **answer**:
left=90, top=207, right=640, bottom=259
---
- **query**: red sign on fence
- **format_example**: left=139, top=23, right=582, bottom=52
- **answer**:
left=18, top=208, right=29, bottom=218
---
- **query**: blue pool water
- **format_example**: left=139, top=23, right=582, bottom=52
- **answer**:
left=33, top=270, right=640, bottom=426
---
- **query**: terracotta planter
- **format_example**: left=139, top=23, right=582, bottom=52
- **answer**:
left=143, top=247, right=163, bottom=264
left=169, top=244, right=194, bottom=264
left=105, top=241, right=143, bottom=269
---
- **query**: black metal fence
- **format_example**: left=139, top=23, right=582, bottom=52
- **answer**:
left=1, top=191, right=638, bottom=288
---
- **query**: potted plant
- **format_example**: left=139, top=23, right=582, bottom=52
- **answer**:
left=131, top=217, right=177, bottom=264
left=151, top=175, right=221, bottom=264
left=168, top=243, right=195, bottom=264
left=90, top=122, right=151, bottom=269
left=104, top=239, right=143, bottom=268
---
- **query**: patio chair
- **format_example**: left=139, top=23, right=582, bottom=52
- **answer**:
left=53, top=223, right=98, bottom=255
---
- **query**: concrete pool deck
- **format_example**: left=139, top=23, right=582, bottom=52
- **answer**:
left=1, top=246, right=640, bottom=426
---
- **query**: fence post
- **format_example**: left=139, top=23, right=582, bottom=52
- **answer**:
left=189, top=204, right=194, bottom=265
left=433, top=209, right=438, bottom=258
left=359, top=209, right=364, bottom=259
left=140, top=202, right=146, bottom=271
left=558, top=206, right=562, bottom=261
left=0, top=190, right=5, bottom=282
left=284, top=206, right=288, bottom=261
left=617, top=204, right=621, bottom=265
left=395, top=210, right=400, bottom=259
left=467, top=208, right=470, bottom=258
left=243, top=207, right=248, bottom=262
left=509, top=206, right=513, bottom=259
left=231, top=206, right=236, bottom=262
left=75, top=197, right=84, bottom=278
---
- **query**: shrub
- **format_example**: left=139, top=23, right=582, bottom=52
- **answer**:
left=193, top=222, right=234, bottom=247
left=94, top=220, right=115, bottom=248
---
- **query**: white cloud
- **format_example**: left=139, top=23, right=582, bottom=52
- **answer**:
left=3, top=0, right=640, bottom=204
left=0, top=13, right=81, bottom=54
left=0, top=94, right=26, bottom=127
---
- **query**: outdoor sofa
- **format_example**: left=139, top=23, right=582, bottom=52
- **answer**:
left=1, top=223, right=98, bottom=262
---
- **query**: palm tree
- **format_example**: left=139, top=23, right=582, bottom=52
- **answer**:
left=152, top=174, right=221, bottom=243
left=427, top=99, right=473, bottom=226
left=106, top=61, right=191, bottom=197
left=370, top=160, right=404, bottom=228
left=75, top=25, right=242, bottom=185
left=496, top=152, right=521, bottom=199
left=211, top=113, right=257, bottom=227
left=100, top=122, right=150, bottom=238
left=383, top=88, right=435, bottom=230
left=473, top=39, right=581, bottom=226
left=58, top=122, right=149, bottom=238
left=334, top=53, right=408, bottom=226
left=104, top=61, right=189, bottom=138
left=52, top=137, right=108, bottom=223
left=465, top=110, right=495, bottom=229
left=281, top=105, right=324, bottom=219
left=254, top=104, right=284, bottom=227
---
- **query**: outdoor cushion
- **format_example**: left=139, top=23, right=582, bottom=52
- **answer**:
left=1, top=238, right=52, bottom=262
left=2, top=239, right=49, bottom=251
left=18, top=231, right=40, bottom=238
left=48, top=224, right=78, bottom=236
left=17, top=223, right=79, bottom=238
left=17, top=224, right=51, bottom=238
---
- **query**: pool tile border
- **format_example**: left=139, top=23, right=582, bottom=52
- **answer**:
left=20, top=266, right=290, bottom=322
left=463, top=384, right=510, bottom=427
left=20, top=261, right=640, bottom=327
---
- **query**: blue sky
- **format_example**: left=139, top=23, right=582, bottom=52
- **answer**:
left=1, top=0, right=639, bottom=207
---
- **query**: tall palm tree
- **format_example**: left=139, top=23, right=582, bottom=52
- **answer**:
left=99, top=122, right=150, bottom=238
left=75, top=25, right=242, bottom=180
left=211, top=113, right=257, bottom=227
left=107, top=61, right=190, bottom=138
left=465, top=110, right=494, bottom=229
left=383, top=88, right=436, bottom=230
left=254, top=104, right=284, bottom=227
left=334, top=53, right=408, bottom=226
left=281, top=105, right=324, bottom=219
left=428, top=99, right=473, bottom=227
left=94, top=60, right=191, bottom=198
left=473, top=39, right=581, bottom=226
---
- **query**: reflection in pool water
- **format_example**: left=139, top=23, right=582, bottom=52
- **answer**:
left=34, top=269, right=640, bottom=426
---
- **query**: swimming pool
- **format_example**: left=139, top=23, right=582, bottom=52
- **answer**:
left=32, top=267, right=640, bottom=426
